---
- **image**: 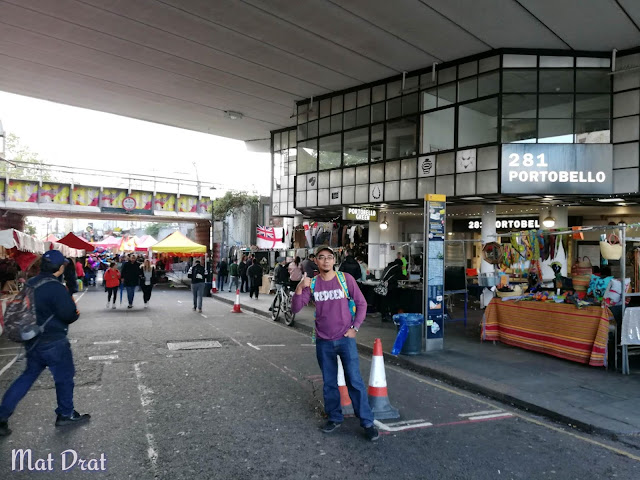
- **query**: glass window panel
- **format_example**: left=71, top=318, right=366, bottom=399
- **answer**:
left=273, top=135, right=281, bottom=153
left=479, top=56, right=500, bottom=73
left=370, top=163, right=384, bottom=183
left=385, top=181, right=400, bottom=201
left=438, top=67, right=456, bottom=84
left=614, top=143, right=639, bottom=169
left=575, top=119, right=610, bottom=143
left=418, top=177, right=435, bottom=197
left=502, top=94, right=537, bottom=118
left=404, top=75, right=419, bottom=92
left=297, top=123, right=307, bottom=141
left=357, top=88, right=370, bottom=107
left=402, top=93, right=419, bottom=115
left=538, top=94, right=573, bottom=118
left=320, top=98, right=331, bottom=118
left=400, top=179, right=416, bottom=200
left=421, top=88, right=437, bottom=111
left=538, top=119, right=573, bottom=143
left=436, top=152, right=455, bottom=175
left=477, top=146, right=499, bottom=171
left=306, top=190, right=317, bottom=207
left=297, top=140, right=317, bottom=173
left=356, top=106, right=370, bottom=127
left=387, top=80, right=402, bottom=98
left=344, top=92, right=357, bottom=110
left=502, top=119, right=536, bottom=143
left=343, top=167, right=355, bottom=185
left=289, top=129, right=297, bottom=144
left=331, top=95, right=343, bottom=114
left=436, top=175, right=455, bottom=196
left=371, top=124, right=384, bottom=162
left=386, top=117, right=418, bottom=159
left=502, top=70, right=537, bottom=92
left=458, top=61, right=478, bottom=78
left=614, top=90, right=639, bottom=118
left=297, top=104, right=307, bottom=125
left=330, top=169, right=342, bottom=187
left=456, top=172, right=476, bottom=196
left=539, top=69, right=573, bottom=92
left=343, top=128, right=369, bottom=166
left=355, top=166, right=369, bottom=184
left=318, top=134, right=342, bottom=170
left=372, top=85, right=385, bottom=102
left=355, top=185, right=368, bottom=203
left=476, top=170, right=498, bottom=194
left=438, top=83, right=456, bottom=106
left=420, top=72, right=437, bottom=89
left=458, top=77, right=477, bottom=102
left=343, top=110, right=356, bottom=130
left=308, top=120, right=318, bottom=138
left=422, top=107, right=454, bottom=153
left=308, top=103, right=318, bottom=121
left=613, top=116, right=639, bottom=143
left=330, top=113, right=343, bottom=133
left=282, top=131, right=290, bottom=150
left=503, top=54, right=536, bottom=68
left=458, top=98, right=498, bottom=147
left=296, top=191, right=306, bottom=208
left=319, top=117, right=331, bottom=136
left=577, top=57, right=610, bottom=68
left=296, top=174, right=306, bottom=191
left=371, top=102, right=385, bottom=123
left=539, top=56, right=573, bottom=68
left=385, top=160, right=401, bottom=181
left=401, top=158, right=417, bottom=179
left=387, top=97, right=402, bottom=119
left=478, top=71, right=499, bottom=97
left=318, top=188, right=329, bottom=206
left=577, top=94, right=610, bottom=118
left=289, top=157, right=296, bottom=175
left=318, top=171, right=330, bottom=188
left=342, top=185, right=355, bottom=204
left=576, top=70, right=610, bottom=92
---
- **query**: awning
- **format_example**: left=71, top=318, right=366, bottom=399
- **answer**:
left=92, top=235, right=121, bottom=249
left=135, top=235, right=157, bottom=251
left=0, top=229, right=45, bottom=253
left=58, top=232, right=95, bottom=251
left=151, top=231, right=206, bottom=256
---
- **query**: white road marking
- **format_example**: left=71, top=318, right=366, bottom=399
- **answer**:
left=228, top=336, right=243, bottom=347
left=0, top=353, right=19, bottom=357
left=201, top=314, right=208, bottom=318
left=93, top=340, right=122, bottom=345
left=254, top=344, right=286, bottom=347
left=75, top=291, right=87, bottom=302
left=0, top=355, right=18, bottom=378
left=247, top=343, right=261, bottom=350
left=89, top=354, right=119, bottom=361
left=300, top=344, right=316, bottom=347
left=374, top=419, right=433, bottom=432
left=468, top=413, right=513, bottom=421
left=458, top=410, right=504, bottom=417
left=0, top=346, right=21, bottom=350
left=384, top=419, right=431, bottom=427
left=134, top=363, right=158, bottom=476
left=177, top=301, right=183, bottom=304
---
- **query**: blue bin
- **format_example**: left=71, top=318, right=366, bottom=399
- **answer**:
left=392, top=314, right=424, bottom=355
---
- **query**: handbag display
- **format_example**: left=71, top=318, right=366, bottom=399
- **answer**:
left=600, top=234, right=623, bottom=260
left=571, top=256, right=593, bottom=277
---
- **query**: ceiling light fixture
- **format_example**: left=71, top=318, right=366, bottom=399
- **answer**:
left=597, top=198, right=623, bottom=203
left=224, top=110, right=244, bottom=120
left=542, top=210, right=555, bottom=228
left=379, top=215, right=389, bottom=230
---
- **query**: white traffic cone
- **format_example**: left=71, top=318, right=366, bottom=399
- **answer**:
left=337, top=356, right=354, bottom=416
left=231, top=288, right=242, bottom=313
left=367, top=338, right=400, bottom=419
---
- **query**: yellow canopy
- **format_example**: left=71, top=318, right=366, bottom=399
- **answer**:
left=151, top=231, right=207, bottom=256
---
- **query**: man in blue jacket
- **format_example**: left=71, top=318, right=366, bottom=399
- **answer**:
left=0, top=250, right=90, bottom=437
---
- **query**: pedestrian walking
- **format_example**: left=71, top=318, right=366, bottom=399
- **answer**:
left=189, top=260, right=206, bottom=313
left=0, top=250, right=90, bottom=437
left=217, top=258, right=228, bottom=292
left=239, top=256, right=248, bottom=293
left=248, top=259, right=263, bottom=299
left=288, top=256, right=304, bottom=290
left=63, top=257, right=78, bottom=296
left=228, top=258, right=240, bottom=292
left=291, top=246, right=378, bottom=441
left=140, top=259, right=156, bottom=308
left=339, top=249, right=362, bottom=280
left=104, top=262, right=121, bottom=309
left=301, top=254, right=319, bottom=278
left=121, top=254, right=142, bottom=309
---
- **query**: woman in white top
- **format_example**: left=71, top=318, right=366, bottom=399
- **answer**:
left=140, top=259, right=156, bottom=308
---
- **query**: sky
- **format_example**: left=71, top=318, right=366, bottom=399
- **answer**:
left=0, top=90, right=271, bottom=196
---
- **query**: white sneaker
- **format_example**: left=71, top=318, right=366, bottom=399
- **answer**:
left=112, top=304, right=116, bottom=309
left=106, top=302, right=110, bottom=309
left=144, top=304, right=148, bottom=309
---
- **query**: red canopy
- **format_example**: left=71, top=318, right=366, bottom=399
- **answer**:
left=58, top=232, right=94, bottom=251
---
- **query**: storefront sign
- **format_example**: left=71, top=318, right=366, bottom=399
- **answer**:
left=501, top=144, right=612, bottom=195
left=457, top=218, right=540, bottom=231
left=342, top=207, right=378, bottom=222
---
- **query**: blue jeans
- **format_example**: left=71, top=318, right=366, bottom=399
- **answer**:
left=125, top=286, right=136, bottom=306
left=192, top=282, right=205, bottom=309
left=228, top=276, right=239, bottom=292
left=217, top=275, right=226, bottom=291
left=0, top=338, right=75, bottom=419
left=316, top=337, right=374, bottom=427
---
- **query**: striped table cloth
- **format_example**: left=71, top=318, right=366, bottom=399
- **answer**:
left=482, top=298, right=611, bottom=367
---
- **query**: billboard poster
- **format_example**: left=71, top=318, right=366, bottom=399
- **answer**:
left=6, top=180, right=38, bottom=202
left=129, top=191, right=153, bottom=211
left=73, top=186, right=100, bottom=206
left=425, top=194, right=446, bottom=351
left=198, top=198, right=212, bottom=214
left=154, top=192, right=177, bottom=211
left=40, top=183, right=70, bottom=204
left=178, top=195, right=198, bottom=213
left=0, top=180, right=5, bottom=201
left=101, top=188, right=126, bottom=208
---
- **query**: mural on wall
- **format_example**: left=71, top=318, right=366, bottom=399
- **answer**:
left=101, top=188, right=126, bottom=208
left=154, top=192, right=177, bottom=211
left=73, top=186, right=100, bottom=206
left=198, top=199, right=212, bottom=214
left=129, top=191, right=153, bottom=211
left=40, top=183, right=70, bottom=204
left=6, top=180, right=38, bottom=202
left=0, top=181, right=5, bottom=202
left=178, top=195, right=198, bottom=213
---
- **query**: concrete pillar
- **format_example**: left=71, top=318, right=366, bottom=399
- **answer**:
left=480, top=205, right=496, bottom=274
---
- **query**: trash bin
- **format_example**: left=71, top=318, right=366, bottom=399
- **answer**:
left=392, top=313, right=424, bottom=355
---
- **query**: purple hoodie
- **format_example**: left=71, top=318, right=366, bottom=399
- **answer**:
left=291, top=272, right=367, bottom=341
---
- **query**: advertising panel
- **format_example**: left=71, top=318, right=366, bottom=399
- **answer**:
left=6, top=180, right=38, bottom=202
left=40, top=183, right=70, bottom=204
left=425, top=194, right=446, bottom=351
left=100, top=188, right=126, bottom=208
left=177, top=195, right=198, bottom=213
left=73, top=186, right=100, bottom=206
left=154, top=192, right=177, bottom=211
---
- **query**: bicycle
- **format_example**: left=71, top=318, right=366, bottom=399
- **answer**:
left=271, top=283, right=296, bottom=326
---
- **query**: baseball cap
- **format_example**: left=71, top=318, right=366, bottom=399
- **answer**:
left=42, top=250, right=68, bottom=267
left=315, top=246, right=334, bottom=256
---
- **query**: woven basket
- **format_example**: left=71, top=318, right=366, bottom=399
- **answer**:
left=496, top=286, right=523, bottom=298
left=600, top=234, right=622, bottom=260
left=572, top=274, right=591, bottom=291
left=571, top=256, right=592, bottom=277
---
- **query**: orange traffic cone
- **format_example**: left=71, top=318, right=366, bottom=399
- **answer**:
left=337, top=356, right=354, bottom=416
left=231, top=288, right=242, bottom=313
left=367, top=338, right=400, bottom=420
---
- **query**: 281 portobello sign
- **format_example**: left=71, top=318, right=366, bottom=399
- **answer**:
left=501, top=144, right=612, bottom=195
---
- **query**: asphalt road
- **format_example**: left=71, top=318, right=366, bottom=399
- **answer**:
left=0, top=286, right=639, bottom=479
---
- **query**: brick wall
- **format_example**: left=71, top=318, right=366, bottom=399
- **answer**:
left=0, top=210, right=25, bottom=231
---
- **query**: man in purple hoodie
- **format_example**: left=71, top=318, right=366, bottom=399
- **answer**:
left=291, top=246, right=379, bottom=441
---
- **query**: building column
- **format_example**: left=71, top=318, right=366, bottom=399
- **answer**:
left=480, top=205, right=496, bottom=274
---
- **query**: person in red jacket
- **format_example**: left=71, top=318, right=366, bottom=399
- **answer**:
left=104, top=262, right=121, bottom=309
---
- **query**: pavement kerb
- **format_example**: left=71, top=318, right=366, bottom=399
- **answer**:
left=208, top=293, right=627, bottom=440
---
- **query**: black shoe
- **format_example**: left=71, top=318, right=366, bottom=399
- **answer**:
left=364, top=425, right=379, bottom=441
left=321, top=421, right=342, bottom=433
left=0, top=420, right=11, bottom=436
left=127, top=305, right=133, bottom=309
left=55, top=411, right=91, bottom=427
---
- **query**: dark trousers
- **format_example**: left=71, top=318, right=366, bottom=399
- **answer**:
left=249, top=285, right=260, bottom=299
left=106, top=286, right=118, bottom=303
left=141, top=284, right=153, bottom=303
left=125, top=286, right=136, bottom=306
left=0, top=339, right=75, bottom=419
left=240, top=275, right=249, bottom=293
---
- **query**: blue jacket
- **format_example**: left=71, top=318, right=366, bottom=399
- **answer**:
left=27, top=273, right=79, bottom=344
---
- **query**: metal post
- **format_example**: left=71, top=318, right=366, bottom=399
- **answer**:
left=621, top=223, right=628, bottom=374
